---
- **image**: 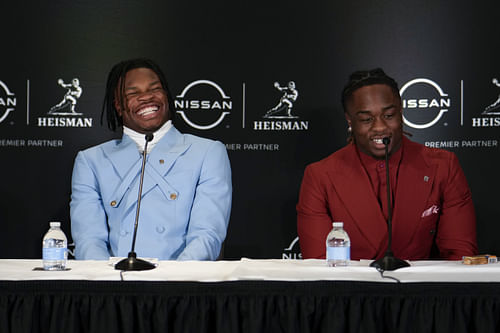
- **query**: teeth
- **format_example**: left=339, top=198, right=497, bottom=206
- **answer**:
left=137, top=106, right=158, bottom=116
left=373, top=138, right=384, bottom=144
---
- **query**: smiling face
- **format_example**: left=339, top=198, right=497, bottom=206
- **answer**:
left=115, top=67, right=169, bottom=133
left=345, top=84, right=403, bottom=159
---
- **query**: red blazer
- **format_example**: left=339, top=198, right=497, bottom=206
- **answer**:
left=297, top=137, right=477, bottom=260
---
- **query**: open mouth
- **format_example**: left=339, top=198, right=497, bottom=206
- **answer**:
left=372, top=138, right=385, bottom=145
left=137, top=105, right=159, bottom=117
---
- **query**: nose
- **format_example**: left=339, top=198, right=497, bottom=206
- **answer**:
left=371, top=116, right=388, bottom=132
left=137, top=90, right=154, bottom=101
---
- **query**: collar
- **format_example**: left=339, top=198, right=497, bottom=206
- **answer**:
left=357, top=139, right=404, bottom=172
left=123, top=120, right=173, bottom=153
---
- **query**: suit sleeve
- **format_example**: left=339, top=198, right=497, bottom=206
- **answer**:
left=177, top=141, right=232, bottom=261
left=296, top=164, right=332, bottom=259
left=435, top=153, right=477, bottom=259
left=70, top=151, right=111, bottom=260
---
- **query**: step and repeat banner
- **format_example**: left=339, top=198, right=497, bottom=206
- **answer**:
left=0, top=1, right=498, bottom=259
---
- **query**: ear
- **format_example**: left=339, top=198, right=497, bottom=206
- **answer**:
left=114, top=99, right=121, bottom=116
left=344, top=112, right=352, bottom=126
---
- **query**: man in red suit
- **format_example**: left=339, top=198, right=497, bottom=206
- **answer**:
left=297, top=69, right=477, bottom=260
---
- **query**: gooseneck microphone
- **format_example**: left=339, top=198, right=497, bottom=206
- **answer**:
left=115, top=133, right=156, bottom=271
left=370, top=137, right=410, bottom=271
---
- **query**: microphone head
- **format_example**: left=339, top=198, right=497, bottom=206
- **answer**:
left=145, top=133, right=154, bottom=142
left=382, top=137, right=390, bottom=145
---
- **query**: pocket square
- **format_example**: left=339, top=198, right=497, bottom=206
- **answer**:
left=422, top=205, right=440, bottom=218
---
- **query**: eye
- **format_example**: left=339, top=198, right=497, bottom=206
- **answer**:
left=360, top=117, right=373, bottom=123
left=384, top=113, right=394, bottom=119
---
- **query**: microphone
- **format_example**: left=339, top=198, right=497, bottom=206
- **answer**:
left=370, top=137, right=410, bottom=271
left=115, top=133, right=156, bottom=271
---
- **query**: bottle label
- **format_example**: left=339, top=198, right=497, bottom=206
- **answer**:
left=43, top=248, right=67, bottom=260
left=327, top=246, right=350, bottom=260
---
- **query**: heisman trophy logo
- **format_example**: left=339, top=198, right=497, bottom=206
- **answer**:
left=48, top=78, right=83, bottom=115
left=253, top=81, right=308, bottom=131
left=483, top=78, right=500, bottom=115
left=37, top=77, right=92, bottom=127
left=264, top=81, right=299, bottom=118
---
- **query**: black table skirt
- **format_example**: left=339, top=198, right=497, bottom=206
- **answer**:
left=1, top=280, right=500, bottom=333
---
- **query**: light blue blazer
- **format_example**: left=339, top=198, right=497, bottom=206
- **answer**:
left=70, top=126, right=232, bottom=260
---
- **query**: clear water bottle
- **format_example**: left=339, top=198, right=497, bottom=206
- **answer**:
left=42, top=221, right=68, bottom=271
left=326, top=221, right=351, bottom=267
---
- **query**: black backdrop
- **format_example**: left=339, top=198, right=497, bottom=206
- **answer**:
left=0, top=1, right=498, bottom=260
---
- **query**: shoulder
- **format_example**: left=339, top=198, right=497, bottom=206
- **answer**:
left=182, top=132, right=221, bottom=146
left=173, top=130, right=231, bottom=175
left=163, top=129, right=229, bottom=170
left=177, top=131, right=227, bottom=155
left=77, top=139, right=121, bottom=158
left=404, top=138, right=457, bottom=167
left=306, top=143, right=355, bottom=173
left=73, top=138, right=130, bottom=172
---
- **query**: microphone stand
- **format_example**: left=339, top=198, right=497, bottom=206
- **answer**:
left=115, top=133, right=156, bottom=271
left=370, top=137, right=410, bottom=271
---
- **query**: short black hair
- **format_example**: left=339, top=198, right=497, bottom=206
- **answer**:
left=341, top=68, right=400, bottom=112
left=101, top=58, right=175, bottom=131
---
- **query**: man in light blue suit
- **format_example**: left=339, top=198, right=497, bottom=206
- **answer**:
left=70, top=58, right=232, bottom=260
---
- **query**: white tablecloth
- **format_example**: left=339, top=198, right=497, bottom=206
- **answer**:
left=1, top=258, right=500, bottom=282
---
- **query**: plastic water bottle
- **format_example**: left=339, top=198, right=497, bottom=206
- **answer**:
left=42, top=221, right=68, bottom=271
left=326, top=222, right=351, bottom=267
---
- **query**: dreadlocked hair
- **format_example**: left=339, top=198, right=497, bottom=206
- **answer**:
left=100, top=58, right=175, bottom=131
left=341, top=68, right=400, bottom=113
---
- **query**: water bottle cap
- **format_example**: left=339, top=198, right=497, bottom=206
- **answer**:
left=49, top=221, right=61, bottom=227
left=332, top=222, right=343, bottom=228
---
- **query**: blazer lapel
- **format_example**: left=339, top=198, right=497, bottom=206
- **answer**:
left=103, top=135, right=143, bottom=210
left=103, top=128, right=191, bottom=214
left=104, top=135, right=142, bottom=179
left=141, top=127, right=191, bottom=199
left=147, top=127, right=191, bottom=177
left=391, top=138, right=436, bottom=255
left=326, top=144, right=388, bottom=255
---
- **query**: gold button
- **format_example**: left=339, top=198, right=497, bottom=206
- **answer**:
left=170, top=193, right=177, bottom=200
left=159, top=159, right=164, bottom=164
left=110, top=200, right=117, bottom=207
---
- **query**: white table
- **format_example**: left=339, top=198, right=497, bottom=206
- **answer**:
left=1, top=258, right=499, bottom=282
left=1, top=258, right=500, bottom=332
